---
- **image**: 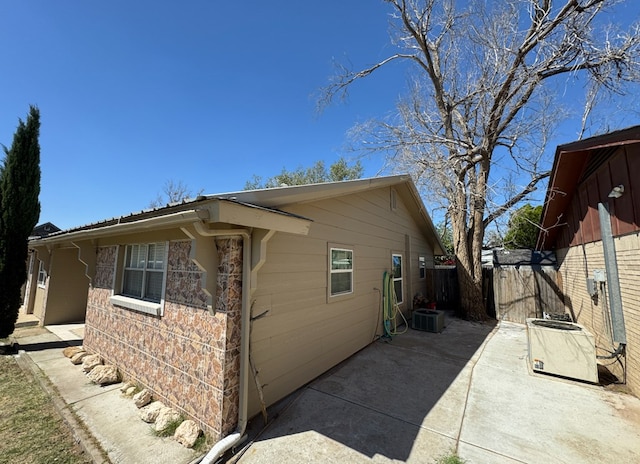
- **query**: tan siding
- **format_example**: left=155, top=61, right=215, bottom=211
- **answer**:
left=557, top=231, right=640, bottom=395
left=42, top=248, right=90, bottom=325
left=248, top=186, right=436, bottom=417
left=33, top=283, right=47, bottom=321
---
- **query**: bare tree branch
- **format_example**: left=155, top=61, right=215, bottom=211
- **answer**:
left=322, top=0, right=640, bottom=319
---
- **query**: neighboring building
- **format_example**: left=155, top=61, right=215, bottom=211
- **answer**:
left=31, top=221, right=61, bottom=238
left=492, top=249, right=557, bottom=268
left=27, top=175, right=444, bottom=441
left=537, top=125, right=640, bottom=395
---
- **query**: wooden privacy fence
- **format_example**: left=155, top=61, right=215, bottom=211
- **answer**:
left=428, top=266, right=459, bottom=311
left=493, top=266, right=564, bottom=323
left=427, top=265, right=563, bottom=323
left=427, top=267, right=494, bottom=316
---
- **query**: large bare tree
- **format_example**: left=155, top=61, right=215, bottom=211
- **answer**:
left=323, top=0, right=640, bottom=320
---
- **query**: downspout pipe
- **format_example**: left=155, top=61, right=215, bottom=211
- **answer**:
left=192, top=223, right=251, bottom=464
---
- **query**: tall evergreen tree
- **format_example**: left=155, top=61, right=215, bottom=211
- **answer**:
left=0, top=106, right=41, bottom=338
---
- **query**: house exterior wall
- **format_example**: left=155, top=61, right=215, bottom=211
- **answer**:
left=83, top=239, right=242, bottom=440
left=556, top=231, right=640, bottom=394
left=27, top=177, right=439, bottom=442
left=248, top=186, right=436, bottom=416
left=42, top=247, right=90, bottom=325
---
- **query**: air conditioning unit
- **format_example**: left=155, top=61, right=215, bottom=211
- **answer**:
left=526, top=318, right=598, bottom=383
left=412, top=310, right=444, bottom=333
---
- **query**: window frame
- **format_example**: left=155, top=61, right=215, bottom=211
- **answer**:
left=37, top=260, right=47, bottom=287
left=328, top=245, right=354, bottom=300
left=392, top=253, right=404, bottom=304
left=110, top=242, right=169, bottom=316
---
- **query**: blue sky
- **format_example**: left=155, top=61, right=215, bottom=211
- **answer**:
left=1, top=1, right=638, bottom=230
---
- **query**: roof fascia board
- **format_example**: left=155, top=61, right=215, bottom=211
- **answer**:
left=215, top=175, right=412, bottom=208
left=557, top=125, right=640, bottom=153
left=208, top=200, right=311, bottom=235
left=401, top=180, right=446, bottom=255
left=536, top=125, right=640, bottom=249
left=30, top=200, right=311, bottom=249
left=30, top=209, right=210, bottom=246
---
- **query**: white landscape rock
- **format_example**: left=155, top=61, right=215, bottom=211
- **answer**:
left=133, top=388, right=153, bottom=408
left=174, top=420, right=201, bottom=448
left=62, top=346, right=84, bottom=358
left=139, top=401, right=166, bottom=423
left=155, top=407, right=181, bottom=432
left=81, top=354, right=102, bottom=373
left=69, top=351, right=89, bottom=365
left=70, top=351, right=88, bottom=365
left=87, top=364, right=120, bottom=385
left=120, top=381, right=136, bottom=394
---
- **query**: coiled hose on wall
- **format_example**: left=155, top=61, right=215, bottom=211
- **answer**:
left=382, top=271, right=408, bottom=338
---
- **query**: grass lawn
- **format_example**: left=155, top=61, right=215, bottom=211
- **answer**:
left=0, top=354, right=92, bottom=464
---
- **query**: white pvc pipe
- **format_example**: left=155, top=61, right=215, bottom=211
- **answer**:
left=199, top=432, right=242, bottom=464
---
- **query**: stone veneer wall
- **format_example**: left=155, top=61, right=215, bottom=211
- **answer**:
left=84, top=238, right=243, bottom=439
left=556, top=231, right=640, bottom=395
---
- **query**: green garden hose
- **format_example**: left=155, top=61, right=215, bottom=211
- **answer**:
left=382, top=271, right=408, bottom=338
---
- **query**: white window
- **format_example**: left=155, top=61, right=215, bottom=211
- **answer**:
left=392, top=253, right=403, bottom=304
left=419, top=256, right=426, bottom=279
left=37, top=261, right=47, bottom=287
left=330, top=247, right=353, bottom=296
left=111, top=242, right=168, bottom=316
left=122, top=243, right=166, bottom=303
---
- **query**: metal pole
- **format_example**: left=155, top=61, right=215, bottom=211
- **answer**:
left=597, top=202, right=627, bottom=345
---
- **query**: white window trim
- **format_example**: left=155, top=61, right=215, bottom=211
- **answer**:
left=328, top=245, right=354, bottom=299
left=37, top=260, right=47, bottom=288
left=110, top=294, right=163, bottom=316
left=392, top=253, right=404, bottom=304
left=419, top=255, right=426, bottom=280
left=110, top=242, right=168, bottom=316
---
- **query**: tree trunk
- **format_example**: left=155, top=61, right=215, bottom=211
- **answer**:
left=456, top=257, right=486, bottom=321
left=453, top=230, right=486, bottom=321
left=451, top=182, right=487, bottom=321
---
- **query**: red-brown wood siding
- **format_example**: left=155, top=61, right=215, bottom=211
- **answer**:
left=568, top=199, right=583, bottom=247
left=555, top=144, right=640, bottom=249
left=577, top=184, right=594, bottom=243
left=628, top=145, right=640, bottom=229
left=609, top=148, right=635, bottom=234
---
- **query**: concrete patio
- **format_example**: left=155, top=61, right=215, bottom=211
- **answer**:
left=230, top=317, right=640, bottom=464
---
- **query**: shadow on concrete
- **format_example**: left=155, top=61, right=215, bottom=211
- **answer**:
left=16, top=339, right=83, bottom=352
left=235, top=312, right=496, bottom=462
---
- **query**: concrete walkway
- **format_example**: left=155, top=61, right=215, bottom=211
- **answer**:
left=10, top=324, right=198, bottom=464
left=9, top=317, right=640, bottom=464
